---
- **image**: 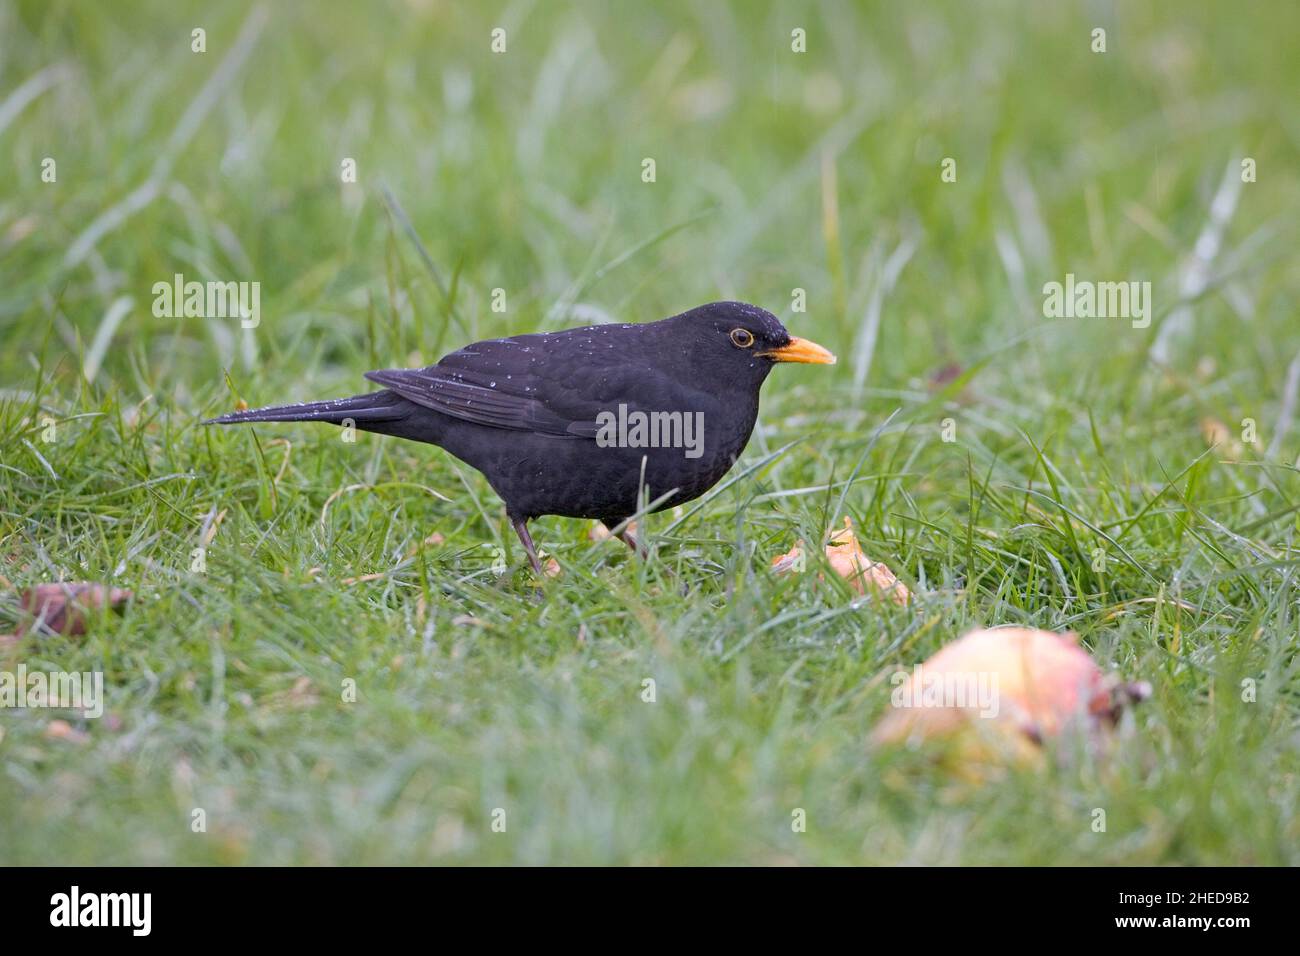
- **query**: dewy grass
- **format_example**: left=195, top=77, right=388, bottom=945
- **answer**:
left=0, top=2, right=1297, bottom=864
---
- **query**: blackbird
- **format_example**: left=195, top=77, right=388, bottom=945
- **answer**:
left=206, top=301, right=835, bottom=574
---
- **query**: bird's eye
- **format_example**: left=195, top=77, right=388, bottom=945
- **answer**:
left=730, top=328, right=755, bottom=348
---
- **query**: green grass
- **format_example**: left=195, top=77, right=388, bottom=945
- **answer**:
left=1, top=0, right=1298, bottom=864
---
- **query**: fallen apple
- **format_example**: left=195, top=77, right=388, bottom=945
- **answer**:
left=871, top=627, right=1149, bottom=761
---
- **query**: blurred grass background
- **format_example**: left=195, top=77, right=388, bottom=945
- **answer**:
left=0, top=0, right=1298, bottom=863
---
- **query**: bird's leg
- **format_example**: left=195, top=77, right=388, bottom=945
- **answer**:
left=602, top=519, right=649, bottom=560
left=608, top=520, right=682, bottom=588
left=510, top=515, right=545, bottom=576
left=617, top=527, right=649, bottom=560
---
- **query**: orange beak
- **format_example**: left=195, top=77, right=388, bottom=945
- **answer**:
left=761, top=336, right=837, bottom=365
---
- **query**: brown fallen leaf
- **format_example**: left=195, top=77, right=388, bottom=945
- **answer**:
left=928, top=361, right=964, bottom=391
left=926, top=361, right=976, bottom=405
left=44, top=719, right=91, bottom=745
left=200, top=507, right=228, bottom=548
left=870, top=627, right=1149, bottom=762
left=1200, top=416, right=1243, bottom=456
left=771, top=517, right=910, bottom=605
left=1200, top=416, right=1228, bottom=445
left=12, top=583, right=132, bottom=639
left=770, top=540, right=806, bottom=573
left=340, top=571, right=388, bottom=586
left=399, top=530, right=446, bottom=561
left=589, top=520, right=637, bottom=542
left=263, top=676, right=319, bottom=711
left=3, top=214, right=38, bottom=247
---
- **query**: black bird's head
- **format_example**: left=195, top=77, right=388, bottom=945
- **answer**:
left=661, top=301, right=837, bottom=391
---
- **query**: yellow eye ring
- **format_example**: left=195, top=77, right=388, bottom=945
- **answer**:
left=730, top=328, right=755, bottom=348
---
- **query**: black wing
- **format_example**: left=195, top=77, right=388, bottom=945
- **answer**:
left=364, top=330, right=680, bottom=439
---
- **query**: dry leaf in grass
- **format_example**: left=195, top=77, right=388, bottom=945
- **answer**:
left=928, top=361, right=965, bottom=391
left=1200, top=417, right=1242, bottom=456
left=589, top=520, right=636, bottom=542
left=825, top=519, right=911, bottom=605
left=340, top=571, right=387, bottom=586
left=44, top=719, right=91, bottom=745
left=1200, top=416, right=1230, bottom=446
left=200, top=507, right=228, bottom=548
left=399, top=530, right=446, bottom=561
left=870, top=627, right=1150, bottom=763
left=770, top=540, right=806, bottom=574
left=4, top=214, right=38, bottom=245
left=264, top=676, right=319, bottom=711
left=11, top=583, right=132, bottom=640
left=927, top=361, right=975, bottom=404
left=771, top=518, right=910, bottom=605
left=543, top=556, right=562, bottom=578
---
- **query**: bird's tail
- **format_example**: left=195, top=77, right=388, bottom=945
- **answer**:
left=204, top=390, right=408, bottom=426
